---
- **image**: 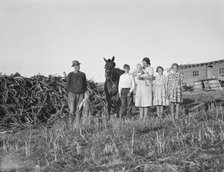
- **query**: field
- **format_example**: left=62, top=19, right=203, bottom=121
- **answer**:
left=1, top=75, right=224, bottom=172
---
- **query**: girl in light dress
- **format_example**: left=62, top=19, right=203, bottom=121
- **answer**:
left=153, top=66, right=169, bottom=117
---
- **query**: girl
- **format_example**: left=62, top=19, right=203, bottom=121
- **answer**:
left=167, top=63, right=183, bottom=118
left=153, top=66, right=169, bottom=117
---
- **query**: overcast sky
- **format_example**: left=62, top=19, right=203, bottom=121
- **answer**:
left=0, top=0, right=224, bottom=82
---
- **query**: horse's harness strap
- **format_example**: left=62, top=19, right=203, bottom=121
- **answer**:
left=109, top=68, right=117, bottom=87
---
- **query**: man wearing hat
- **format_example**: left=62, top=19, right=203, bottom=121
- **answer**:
left=66, top=60, right=87, bottom=128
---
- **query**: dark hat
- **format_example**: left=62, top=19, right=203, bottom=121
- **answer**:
left=71, top=60, right=81, bottom=67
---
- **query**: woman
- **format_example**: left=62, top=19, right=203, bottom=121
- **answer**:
left=153, top=66, right=169, bottom=117
left=135, top=57, right=154, bottom=120
left=167, top=63, right=183, bottom=118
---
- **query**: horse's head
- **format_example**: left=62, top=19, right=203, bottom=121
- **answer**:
left=104, top=56, right=116, bottom=81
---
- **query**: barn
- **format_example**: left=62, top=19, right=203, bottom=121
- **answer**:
left=179, top=59, right=224, bottom=86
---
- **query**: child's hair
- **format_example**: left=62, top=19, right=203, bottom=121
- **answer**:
left=156, top=66, right=164, bottom=73
left=136, top=63, right=142, bottom=67
left=123, top=64, right=130, bottom=69
left=136, top=63, right=143, bottom=70
left=171, top=63, right=179, bottom=69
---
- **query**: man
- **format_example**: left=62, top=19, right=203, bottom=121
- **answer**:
left=66, top=60, right=87, bottom=128
left=118, top=64, right=135, bottom=118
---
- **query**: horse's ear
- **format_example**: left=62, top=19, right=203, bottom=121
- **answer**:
left=112, top=56, right=115, bottom=62
left=103, top=58, right=107, bottom=62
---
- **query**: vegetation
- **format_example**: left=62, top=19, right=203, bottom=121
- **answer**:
left=0, top=73, right=106, bottom=129
left=0, top=74, right=224, bottom=171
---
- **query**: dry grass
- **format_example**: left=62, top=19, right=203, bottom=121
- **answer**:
left=1, top=104, right=224, bottom=172
left=1, top=74, right=224, bottom=171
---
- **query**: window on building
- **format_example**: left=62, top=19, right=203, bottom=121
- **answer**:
left=219, top=68, right=224, bottom=74
left=193, top=71, right=199, bottom=76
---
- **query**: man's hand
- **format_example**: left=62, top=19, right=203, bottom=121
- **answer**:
left=127, top=92, right=132, bottom=97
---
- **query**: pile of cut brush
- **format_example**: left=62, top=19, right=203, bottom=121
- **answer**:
left=0, top=73, right=106, bottom=129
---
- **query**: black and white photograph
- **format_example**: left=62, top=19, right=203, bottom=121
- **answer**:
left=0, top=0, right=224, bottom=171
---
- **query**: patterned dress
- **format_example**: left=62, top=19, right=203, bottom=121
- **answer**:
left=153, top=75, right=169, bottom=106
left=167, top=72, right=183, bottom=103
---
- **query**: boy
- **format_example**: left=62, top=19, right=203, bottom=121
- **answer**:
left=118, top=64, right=135, bottom=118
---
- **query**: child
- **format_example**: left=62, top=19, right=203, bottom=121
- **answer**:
left=78, top=91, right=92, bottom=124
left=132, top=63, right=149, bottom=85
left=167, top=63, right=183, bottom=118
left=132, top=63, right=144, bottom=78
left=119, top=64, right=135, bottom=118
left=153, top=66, right=169, bottom=117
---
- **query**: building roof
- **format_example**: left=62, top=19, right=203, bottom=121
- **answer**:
left=179, top=59, right=224, bottom=69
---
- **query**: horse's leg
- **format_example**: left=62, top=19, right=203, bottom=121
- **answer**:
left=116, top=94, right=121, bottom=118
left=107, top=96, right=111, bottom=121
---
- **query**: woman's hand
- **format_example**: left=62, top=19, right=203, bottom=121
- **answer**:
left=136, top=74, right=143, bottom=80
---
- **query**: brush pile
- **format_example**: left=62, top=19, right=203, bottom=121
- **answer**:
left=0, top=73, right=106, bottom=129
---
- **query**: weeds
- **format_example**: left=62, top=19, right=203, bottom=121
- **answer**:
left=1, top=105, right=224, bottom=171
left=1, top=74, right=224, bottom=171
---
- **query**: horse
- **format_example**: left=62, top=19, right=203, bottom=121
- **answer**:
left=104, top=56, right=124, bottom=120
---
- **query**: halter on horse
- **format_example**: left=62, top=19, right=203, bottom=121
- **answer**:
left=104, top=56, right=124, bottom=120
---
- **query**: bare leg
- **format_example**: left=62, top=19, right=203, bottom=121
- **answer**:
left=139, top=107, right=144, bottom=120
left=156, top=106, right=160, bottom=117
left=170, top=103, right=175, bottom=119
left=160, top=106, right=164, bottom=116
left=176, top=103, right=180, bottom=118
left=144, top=107, right=149, bottom=120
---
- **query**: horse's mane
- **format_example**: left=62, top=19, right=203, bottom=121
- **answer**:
left=114, top=68, right=124, bottom=77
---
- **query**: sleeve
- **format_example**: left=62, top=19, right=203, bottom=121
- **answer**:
left=131, top=70, right=138, bottom=77
left=66, top=73, right=71, bottom=91
left=152, top=79, right=156, bottom=92
left=141, top=67, right=154, bottom=80
left=83, top=73, right=88, bottom=92
left=164, top=76, right=168, bottom=90
left=180, top=73, right=184, bottom=86
left=129, top=75, right=135, bottom=93
left=180, top=73, right=184, bottom=81
left=167, top=74, right=171, bottom=87
left=118, top=75, right=122, bottom=94
left=148, top=67, right=154, bottom=76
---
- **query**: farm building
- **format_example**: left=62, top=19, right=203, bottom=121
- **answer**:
left=179, top=59, right=224, bottom=86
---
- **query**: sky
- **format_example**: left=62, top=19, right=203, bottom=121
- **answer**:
left=0, top=0, right=224, bottom=82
